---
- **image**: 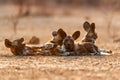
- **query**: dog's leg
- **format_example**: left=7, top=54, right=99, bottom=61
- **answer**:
left=89, top=45, right=100, bottom=56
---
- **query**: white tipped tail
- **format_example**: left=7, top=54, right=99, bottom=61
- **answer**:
left=100, top=52, right=111, bottom=56
left=99, top=49, right=112, bottom=56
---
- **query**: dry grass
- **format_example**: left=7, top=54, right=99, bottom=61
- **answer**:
left=0, top=6, right=120, bottom=80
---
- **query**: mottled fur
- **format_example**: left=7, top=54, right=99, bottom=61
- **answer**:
left=82, top=21, right=98, bottom=44
left=5, top=38, right=40, bottom=56
left=62, top=29, right=99, bottom=56
left=63, top=31, right=80, bottom=52
left=50, top=28, right=67, bottom=46
left=81, top=21, right=112, bottom=55
left=36, top=28, right=66, bottom=56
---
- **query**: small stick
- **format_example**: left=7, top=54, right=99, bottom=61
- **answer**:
left=13, top=18, right=19, bottom=34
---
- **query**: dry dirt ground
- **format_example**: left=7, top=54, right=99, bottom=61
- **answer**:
left=0, top=6, right=120, bottom=80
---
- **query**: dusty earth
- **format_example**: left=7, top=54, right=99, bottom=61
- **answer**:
left=0, top=6, right=120, bottom=80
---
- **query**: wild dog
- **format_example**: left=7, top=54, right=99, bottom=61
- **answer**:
left=82, top=21, right=112, bottom=55
left=5, top=38, right=41, bottom=56
left=82, top=21, right=98, bottom=44
left=34, top=28, right=67, bottom=56
left=62, top=31, right=80, bottom=56
left=50, top=28, right=67, bottom=47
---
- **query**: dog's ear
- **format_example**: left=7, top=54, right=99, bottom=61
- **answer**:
left=57, top=28, right=67, bottom=39
left=83, top=21, right=90, bottom=32
left=19, top=38, right=24, bottom=43
left=5, top=39, right=12, bottom=48
left=90, top=23, right=95, bottom=32
left=72, top=31, right=80, bottom=40
left=52, top=31, right=57, bottom=37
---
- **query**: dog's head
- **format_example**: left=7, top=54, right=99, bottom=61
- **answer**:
left=82, top=21, right=98, bottom=43
left=5, top=38, right=25, bottom=55
left=50, top=28, right=67, bottom=46
left=63, top=31, right=80, bottom=52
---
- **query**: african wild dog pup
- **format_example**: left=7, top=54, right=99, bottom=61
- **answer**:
left=5, top=38, right=41, bottom=56
left=82, top=21, right=112, bottom=55
left=34, top=28, right=67, bottom=56
left=62, top=30, right=80, bottom=56
left=82, top=21, right=98, bottom=44
left=50, top=28, right=67, bottom=47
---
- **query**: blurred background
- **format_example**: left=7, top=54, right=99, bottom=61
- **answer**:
left=0, top=1, right=120, bottom=80
left=0, top=0, right=120, bottom=17
left=0, top=0, right=120, bottom=46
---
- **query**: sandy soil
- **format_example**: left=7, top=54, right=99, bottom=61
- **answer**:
left=0, top=6, right=120, bottom=80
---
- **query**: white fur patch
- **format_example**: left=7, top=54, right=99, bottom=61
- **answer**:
left=23, top=47, right=30, bottom=55
left=44, top=44, right=54, bottom=49
left=90, top=53, right=96, bottom=56
left=62, top=52, right=71, bottom=56
left=100, top=52, right=111, bottom=56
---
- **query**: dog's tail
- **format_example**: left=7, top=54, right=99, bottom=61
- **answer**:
left=99, top=49, right=112, bottom=56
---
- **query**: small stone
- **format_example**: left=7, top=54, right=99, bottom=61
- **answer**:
left=28, top=36, right=40, bottom=44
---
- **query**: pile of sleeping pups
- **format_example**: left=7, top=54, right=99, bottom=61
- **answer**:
left=5, top=21, right=112, bottom=56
